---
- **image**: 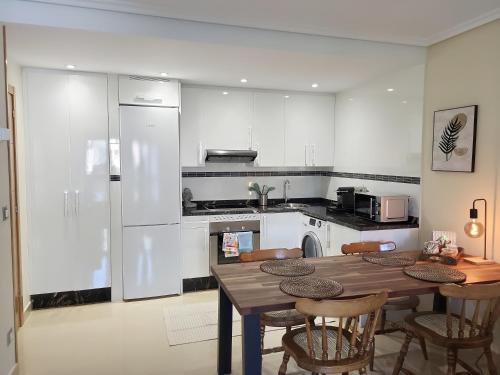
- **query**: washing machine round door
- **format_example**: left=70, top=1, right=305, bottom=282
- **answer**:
left=301, top=231, right=323, bottom=258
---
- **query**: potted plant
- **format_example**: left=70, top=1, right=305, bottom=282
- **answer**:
left=248, top=183, right=275, bottom=207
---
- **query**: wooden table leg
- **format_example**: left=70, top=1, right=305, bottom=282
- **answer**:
left=433, top=292, right=446, bottom=313
left=242, top=313, right=262, bottom=375
left=218, top=286, right=233, bottom=375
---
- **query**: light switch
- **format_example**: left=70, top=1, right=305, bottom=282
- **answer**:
left=2, top=206, right=9, bottom=221
left=0, top=128, right=11, bottom=142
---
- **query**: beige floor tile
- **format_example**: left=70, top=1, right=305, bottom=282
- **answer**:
left=17, top=290, right=500, bottom=375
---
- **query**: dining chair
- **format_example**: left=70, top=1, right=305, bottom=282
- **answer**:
left=393, top=282, right=500, bottom=375
left=279, top=291, right=388, bottom=375
left=239, top=247, right=312, bottom=355
left=341, top=241, right=428, bottom=365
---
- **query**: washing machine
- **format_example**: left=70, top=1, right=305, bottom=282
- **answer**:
left=300, top=216, right=329, bottom=258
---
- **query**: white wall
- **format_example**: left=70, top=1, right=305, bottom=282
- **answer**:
left=334, top=64, right=425, bottom=177
left=6, top=60, right=30, bottom=312
left=0, top=25, right=17, bottom=375
left=421, top=20, right=500, bottom=259
left=330, top=64, right=425, bottom=218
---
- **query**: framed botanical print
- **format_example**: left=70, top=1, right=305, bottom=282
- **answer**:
left=432, top=105, right=478, bottom=172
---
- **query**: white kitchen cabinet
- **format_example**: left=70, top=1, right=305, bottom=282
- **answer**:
left=260, top=212, right=301, bottom=249
left=118, top=75, right=179, bottom=107
left=182, top=218, right=210, bottom=279
left=284, top=94, right=334, bottom=166
left=25, top=69, right=110, bottom=294
left=307, top=95, right=335, bottom=166
left=180, top=86, right=334, bottom=167
left=329, top=222, right=419, bottom=255
left=181, top=86, right=253, bottom=166
left=252, top=92, right=285, bottom=166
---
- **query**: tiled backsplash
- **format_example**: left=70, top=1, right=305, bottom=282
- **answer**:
left=181, top=167, right=421, bottom=217
left=183, top=170, right=420, bottom=184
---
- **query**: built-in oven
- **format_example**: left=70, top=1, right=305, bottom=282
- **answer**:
left=209, top=215, right=260, bottom=271
left=354, top=193, right=409, bottom=223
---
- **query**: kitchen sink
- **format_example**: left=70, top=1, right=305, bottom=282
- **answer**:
left=274, top=203, right=310, bottom=209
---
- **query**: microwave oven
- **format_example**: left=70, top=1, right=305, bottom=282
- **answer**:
left=354, top=193, right=409, bottom=222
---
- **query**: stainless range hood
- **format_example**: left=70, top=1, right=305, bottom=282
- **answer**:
left=205, top=149, right=257, bottom=163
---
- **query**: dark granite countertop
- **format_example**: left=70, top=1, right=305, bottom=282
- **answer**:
left=183, top=198, right=419, bottom=231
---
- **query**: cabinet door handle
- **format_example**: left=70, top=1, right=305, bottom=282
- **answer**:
left=311, top=144, right=316, bottom=166
left=134, top=96, right=163, bottom=104
left=75, top=190, right=80, bottom=216
left=64, top=191, right=69, bottom=217
left=204, top=228, right=209, bottom=252
left=326, top=224, right=331, bottom=248
left=248, top=127, right=252, bottom=150
left=198, top=142, right=205, bottom=165
left=262, top=216, right=267, bottom=240
left=304, top=145, right=308, bottom=166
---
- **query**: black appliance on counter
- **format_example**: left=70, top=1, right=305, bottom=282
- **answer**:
left=336, top=187, right=355, bottom=211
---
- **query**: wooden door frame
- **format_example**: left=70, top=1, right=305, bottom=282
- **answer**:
left=7, top=84, right=24, bottom=339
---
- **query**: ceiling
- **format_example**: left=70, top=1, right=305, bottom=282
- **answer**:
left=6, top=23, right=426, bottom=93
left=27, top=0, right=500, bottom=46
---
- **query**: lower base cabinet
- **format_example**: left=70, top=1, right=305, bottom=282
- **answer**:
left=330, top=223, right=419, bottom=254
left=182, top=218, right=210, bottom=279
left=260, top=212, right=302, bottom=249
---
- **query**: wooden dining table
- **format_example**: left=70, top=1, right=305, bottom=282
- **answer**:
left=211, top=253, right=500, bottom=375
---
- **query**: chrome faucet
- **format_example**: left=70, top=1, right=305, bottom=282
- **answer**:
left=283, top=179, right=290, bottom=203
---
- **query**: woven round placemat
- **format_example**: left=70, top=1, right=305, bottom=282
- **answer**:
left=260, top=259, right=315, bottom=277
left=362, top=252, right=416, bottom=267
left=279, top=276, right=343, bottom=299
left=403, top=264, right=466, bottom=283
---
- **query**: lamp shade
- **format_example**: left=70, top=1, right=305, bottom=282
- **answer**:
left=464, top=219, right=484, bottom=238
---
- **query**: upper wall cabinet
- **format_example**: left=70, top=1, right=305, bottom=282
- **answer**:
left=118, top=76, right=180, bottom=107
left=180, top=86, right=334, bottom=167
left=252, top=92, right=285, bottom=167
left=285, top=94, right=335, bottom=166
left=181, top=86, right=253, bottom=166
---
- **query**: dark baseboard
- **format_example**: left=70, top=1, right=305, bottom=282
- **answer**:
left=183, top=276, right=218, bottom=293
left=31, top=287, right=111, bottom=310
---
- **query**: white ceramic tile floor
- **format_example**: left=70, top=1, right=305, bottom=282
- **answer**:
left=17, top=290, right=500, bottom=375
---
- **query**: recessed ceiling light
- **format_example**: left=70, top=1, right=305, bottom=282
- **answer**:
left=160, top=72, right=168, bottom=77
left=348, top=98, right=354, bottom=101
left=284, top=95, right=290, bottom=99
left=311, top=83, right=319, bottom=88
left=222, top=91, right=229, bottom=95
left=387, top=88, right=395, bottom=92
left=240, top=78, right=248, bottom=83
left=402, top=100, right=408, bottom=104
left=66, top=64, right=75, bottom=70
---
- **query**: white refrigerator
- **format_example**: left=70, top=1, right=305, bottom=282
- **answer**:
left=120, top=105, right=181, bottom=299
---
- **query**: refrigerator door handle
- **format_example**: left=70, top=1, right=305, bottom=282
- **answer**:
left=64, top=190, right=69, bottom=217
left=75, top=190, right=80, bottom=216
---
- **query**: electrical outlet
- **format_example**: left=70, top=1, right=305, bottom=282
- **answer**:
left=6, top=328, right=13, bottom=346
left=2, top=206, right=9, bottom=221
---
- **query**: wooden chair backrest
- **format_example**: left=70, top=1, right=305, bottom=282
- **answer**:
left=239, top=248, right=303, bottom=262
left=295, top=291, right=388, bottom=361
left=439, top=282, right=500, bottom=339
left=341, top=241, right=396, bottom=255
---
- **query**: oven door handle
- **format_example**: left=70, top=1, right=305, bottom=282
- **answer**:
left=369, top=197, right=374, bottom=219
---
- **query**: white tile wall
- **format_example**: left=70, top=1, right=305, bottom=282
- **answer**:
left=326, top=177, right=420, bottom=217
left=183, top=175, right=330, bottom=201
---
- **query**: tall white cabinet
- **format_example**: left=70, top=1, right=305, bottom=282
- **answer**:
left=25, top=69, right=110, bottom=294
